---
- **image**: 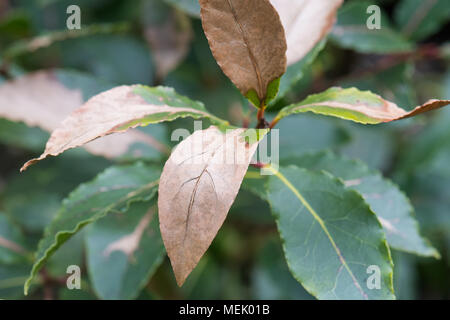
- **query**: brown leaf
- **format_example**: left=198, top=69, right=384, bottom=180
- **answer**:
left=199, top=0, right=287, bottom=105
left=158, top=126, right=265, bottom=285
left=270, top=0, right=343, bottom=66
left=0, top=71, right=168, bottom=162
left=18, top=83, right=220, bottom=171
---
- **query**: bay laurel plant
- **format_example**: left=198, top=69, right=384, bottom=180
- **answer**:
left=6, top=0, right=449, bottom=300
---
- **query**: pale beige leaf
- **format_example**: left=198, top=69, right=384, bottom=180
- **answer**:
left=103, top=208, right=155, bottom=260
left=158, top=126, right=265, bottom=286
left=199, top=0, right=287, bottom=104
left=19, top=83, right=219, bottom=171
left=0, top=71, right=83, bottom=131
left=144, top=6, right=193, bottom=80
left=270, top=0, right=343, bottom=66
left=0, top=71, right=167, bottom=161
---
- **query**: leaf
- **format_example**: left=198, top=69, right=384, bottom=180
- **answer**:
left=199, top=0, right=287, bottom=107
left=395, top=0, right=450, bottom=41
left=0, top=264, right=32, bottom=299
left=142, top=0, right=193, bottom=80
left=164, top=0, right=200, bottom=18
left=158, top=126, right=267, bottom=285
left=330, top=1, right=413, bottom=54
left=3, top=153, right=110, bottom=233
left=341, top=63, right=418, bottom=110
left=270, top=0, right=343, bottom=66
left=283, top=151, right=439, bottom=258
left=266, top=165, right=395, bottom=300
left=23, top=163, right=160, bottom=295
left=20, top=84, right=228, bottom=171
left=86, top=201, right=165, bottom=300
left=274, top=87, right=450, bottom=125
left=2, top=23, right=130, bottom=60
left=0, top=214, right=29, bottom=265
left=0, top=71, right=169, bottom=160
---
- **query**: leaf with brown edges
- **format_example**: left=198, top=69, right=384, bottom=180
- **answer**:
left=19, top=84, right=228, bottom=171
left=275, top=87, right=450, bottom=125
left=0, top=71, right=169, bottom=160
left=158, top=126, right=267, bottom=285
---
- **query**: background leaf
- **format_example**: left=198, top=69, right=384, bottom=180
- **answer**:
left=330, top=1, right=413, bottom=54
left=20, top=85, right=226, bottom=171
left=270, top=0, right=343, bottom=66
left=24, top=163, right=161, bottom=294
left=86, top=201, right=165, bottom=300
left=395, top=0, right=450, bottom=41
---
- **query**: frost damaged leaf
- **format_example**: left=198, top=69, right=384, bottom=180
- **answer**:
left=199, top=0, right=287, bottom=107
left=275, top=87, right=450, bottom=125
left=0, top=71, right=168, bottom=160
left=270, top=0, right=343, bottom=66
left=158, top=126, right=267, bottom=286
left=20, top=84, right=228, bottom=171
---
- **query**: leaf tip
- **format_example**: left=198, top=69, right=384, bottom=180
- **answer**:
left=20, top=159, right=37, bottom=172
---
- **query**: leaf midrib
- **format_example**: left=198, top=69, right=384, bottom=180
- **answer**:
left=226, top=0, right=263, bottom=100
left=268, top=166, right=368, bottom=299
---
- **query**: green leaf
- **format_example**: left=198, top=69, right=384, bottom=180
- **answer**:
left=395, top=0, right=450, bottom=41
left=283, top=151, right=439, bottom=258
left=2, top=23, right=130, bottom=61
left=0, top=118, right=49, bottom=152
left=274, top=87, right=450, bottom=125
left=3, top=152, right=110, bottom=233
left=266, top=165, right=395, bottom=300
left=0, top=264, right=32, bottom=299
left=86, top=201, right=165, bottom=300
left=164, top=0, right=200, bottom=17
left=23, top=163, right=161, bottom=295
left=330, top=1, right=413, bottom=54
left=0, top=214, right=30, bottom=265
left=132, top=85, right=227, bottom=127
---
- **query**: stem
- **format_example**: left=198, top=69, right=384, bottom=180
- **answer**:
left=250, top=162, right=268, bottom=169
left=268, top=116, right=280, bottom=129
left=256, top=101, right=269, bottom=129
